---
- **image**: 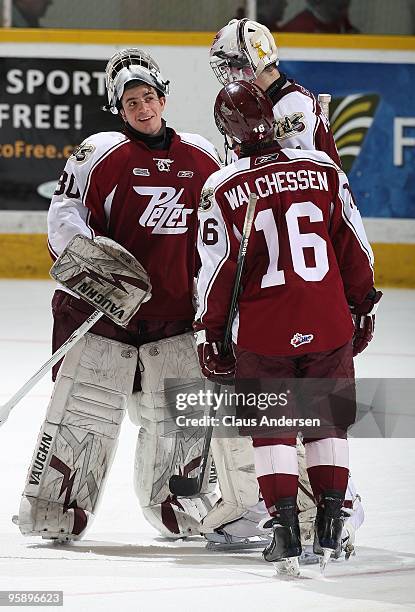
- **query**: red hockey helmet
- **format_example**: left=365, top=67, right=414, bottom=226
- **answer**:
left=214, top=81, right=275, bottom=147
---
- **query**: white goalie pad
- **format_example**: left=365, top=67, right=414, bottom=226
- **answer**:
left=128, top=332, right=219, bottom=537
left=16, top=333, right=137, bottom=541
left=200, top=434, right=260, bottom=533
left=50, top=234, right=152, bottom=326
left=201, top=437, right=318, bottom=546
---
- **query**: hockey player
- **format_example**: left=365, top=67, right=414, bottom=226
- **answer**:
left=195, top=81, right=381, bottom=573
left=14, top=48, right=221, bottom=542
left=203, top=17, right=364, bottom=555
left=209, top=18, right=340, bottom=164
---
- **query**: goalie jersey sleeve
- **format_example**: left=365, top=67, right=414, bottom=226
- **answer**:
left=196, top=147, right=374, bottom=356
left=48, top=129, right=220, bottom=320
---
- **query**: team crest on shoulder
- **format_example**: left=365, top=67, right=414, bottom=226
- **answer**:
left=275, top=112, right=306, bottom=140
left=70, top=142, right=96, bottom=164
left=199, top=188, right=214, bottom=212
left=290, top=332, right=314, bottom=348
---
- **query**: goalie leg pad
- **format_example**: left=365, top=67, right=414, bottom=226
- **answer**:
left=203, top=438, right=317, bottom=549
left=129, top=332, right=218, bottom=538
left=17, top=333, right=137, bottom=541
left=200, top=434, right=260, bottom=534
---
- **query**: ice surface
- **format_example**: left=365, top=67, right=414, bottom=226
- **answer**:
left=0, top=281, right=414, bottom=611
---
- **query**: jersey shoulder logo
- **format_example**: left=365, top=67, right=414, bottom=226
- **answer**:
left=290, top=332, right=314, bottom=348
left=70, top=142, right=96, bottom=164
left=199, top=187, right=214, bottom=212
left=275, top=112, right=306, bottom=140
left=135, top=186, right=193, bottom=234
left=153, top=158, right=174, bottom=172
left=177, top=170, right=194, bottom=178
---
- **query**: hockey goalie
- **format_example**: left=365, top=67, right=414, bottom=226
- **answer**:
left=14, top=47, right=222, bottom=541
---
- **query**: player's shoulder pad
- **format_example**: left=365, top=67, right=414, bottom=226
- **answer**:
left=67, top=131, right=129, bottom=168
left=200, top=158, right=249, bottom=197
left=178, top=132, right=222, bottom=166
left=282, top=148, right=340, bottom=170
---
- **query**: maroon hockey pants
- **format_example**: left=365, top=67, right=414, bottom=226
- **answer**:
left=235, top=341, right=355, bottom=514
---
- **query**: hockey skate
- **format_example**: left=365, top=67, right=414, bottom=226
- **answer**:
left=204, top=502, right=272, bottom=551
left=262, top=498, right=302, bottom=577
left=313, top=490, right=345, bottom=572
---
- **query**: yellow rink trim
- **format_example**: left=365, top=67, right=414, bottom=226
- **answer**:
left=1, top=29, right=415, bottom=50
left=0, top=234, right=414, bottom=287
left=0, top=234, right=51, bottom=279
left=371, top=243, right=415, bottom=288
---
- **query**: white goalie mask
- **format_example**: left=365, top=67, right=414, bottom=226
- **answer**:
left=209, top=19, right=279, bottom=86
left=105, top=48, right=170, bottom=114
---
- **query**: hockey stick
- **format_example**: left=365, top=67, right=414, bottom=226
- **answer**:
left=169, top=192, right=258, bottom=497
left=318, top=93, right=332, bottom=121
left=0, top=310, right=103, bottom=427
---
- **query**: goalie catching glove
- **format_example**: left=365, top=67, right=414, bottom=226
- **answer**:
left=350, top=288, right=382, bottom=357
left=193, top=322, right=235, bottom=384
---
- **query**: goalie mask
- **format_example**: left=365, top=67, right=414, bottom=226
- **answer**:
left=105, top=48, right=170, bottom=114
left=214, top=81, right=275, bottom=148
left=210, top=19, right=279, bottom=86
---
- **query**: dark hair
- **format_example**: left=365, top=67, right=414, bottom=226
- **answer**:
left=116, top=79, right=164, bottom=111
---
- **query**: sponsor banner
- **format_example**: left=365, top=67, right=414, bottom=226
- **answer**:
left=279, top=60, right=415, bottom=219
left=0, top=57, right=119, bottom=211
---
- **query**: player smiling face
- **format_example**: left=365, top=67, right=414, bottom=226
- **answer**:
left=120, top=83, right=166, bottom=135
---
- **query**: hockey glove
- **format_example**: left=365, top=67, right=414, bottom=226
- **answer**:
left=193, top=323, right=235, bottom=384
left=350, top=289, right=383, bottom=357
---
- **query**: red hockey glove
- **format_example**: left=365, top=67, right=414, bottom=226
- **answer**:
left=350, top=289, right=383, bottom=357
left=193, top=323, right=235, bottom=384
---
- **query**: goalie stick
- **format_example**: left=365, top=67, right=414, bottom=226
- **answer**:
left=169, top=192, right=258, bottom=497
left=0, top=235, right=151, bottom=428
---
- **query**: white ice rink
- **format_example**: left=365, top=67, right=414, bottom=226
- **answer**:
left=0, top=280, right=414, bottom=612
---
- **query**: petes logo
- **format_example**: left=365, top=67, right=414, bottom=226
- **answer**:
left=133, top=168, right=150, bottom=176
left=70, top=142, right=95, bottom=164
left=153, top=158, right=174, bottom=172
left=275, top=112, right=306, bottom=140
left=135, top=186, right=193, bottom=234
left=254, top=152, right=279, bottom=165
left=290, top=332, right=314, bottom=348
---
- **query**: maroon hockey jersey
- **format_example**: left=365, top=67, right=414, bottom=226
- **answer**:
left=196, top=146, right=374, bottom=356
left=48, top=129, right=220, bottom=320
